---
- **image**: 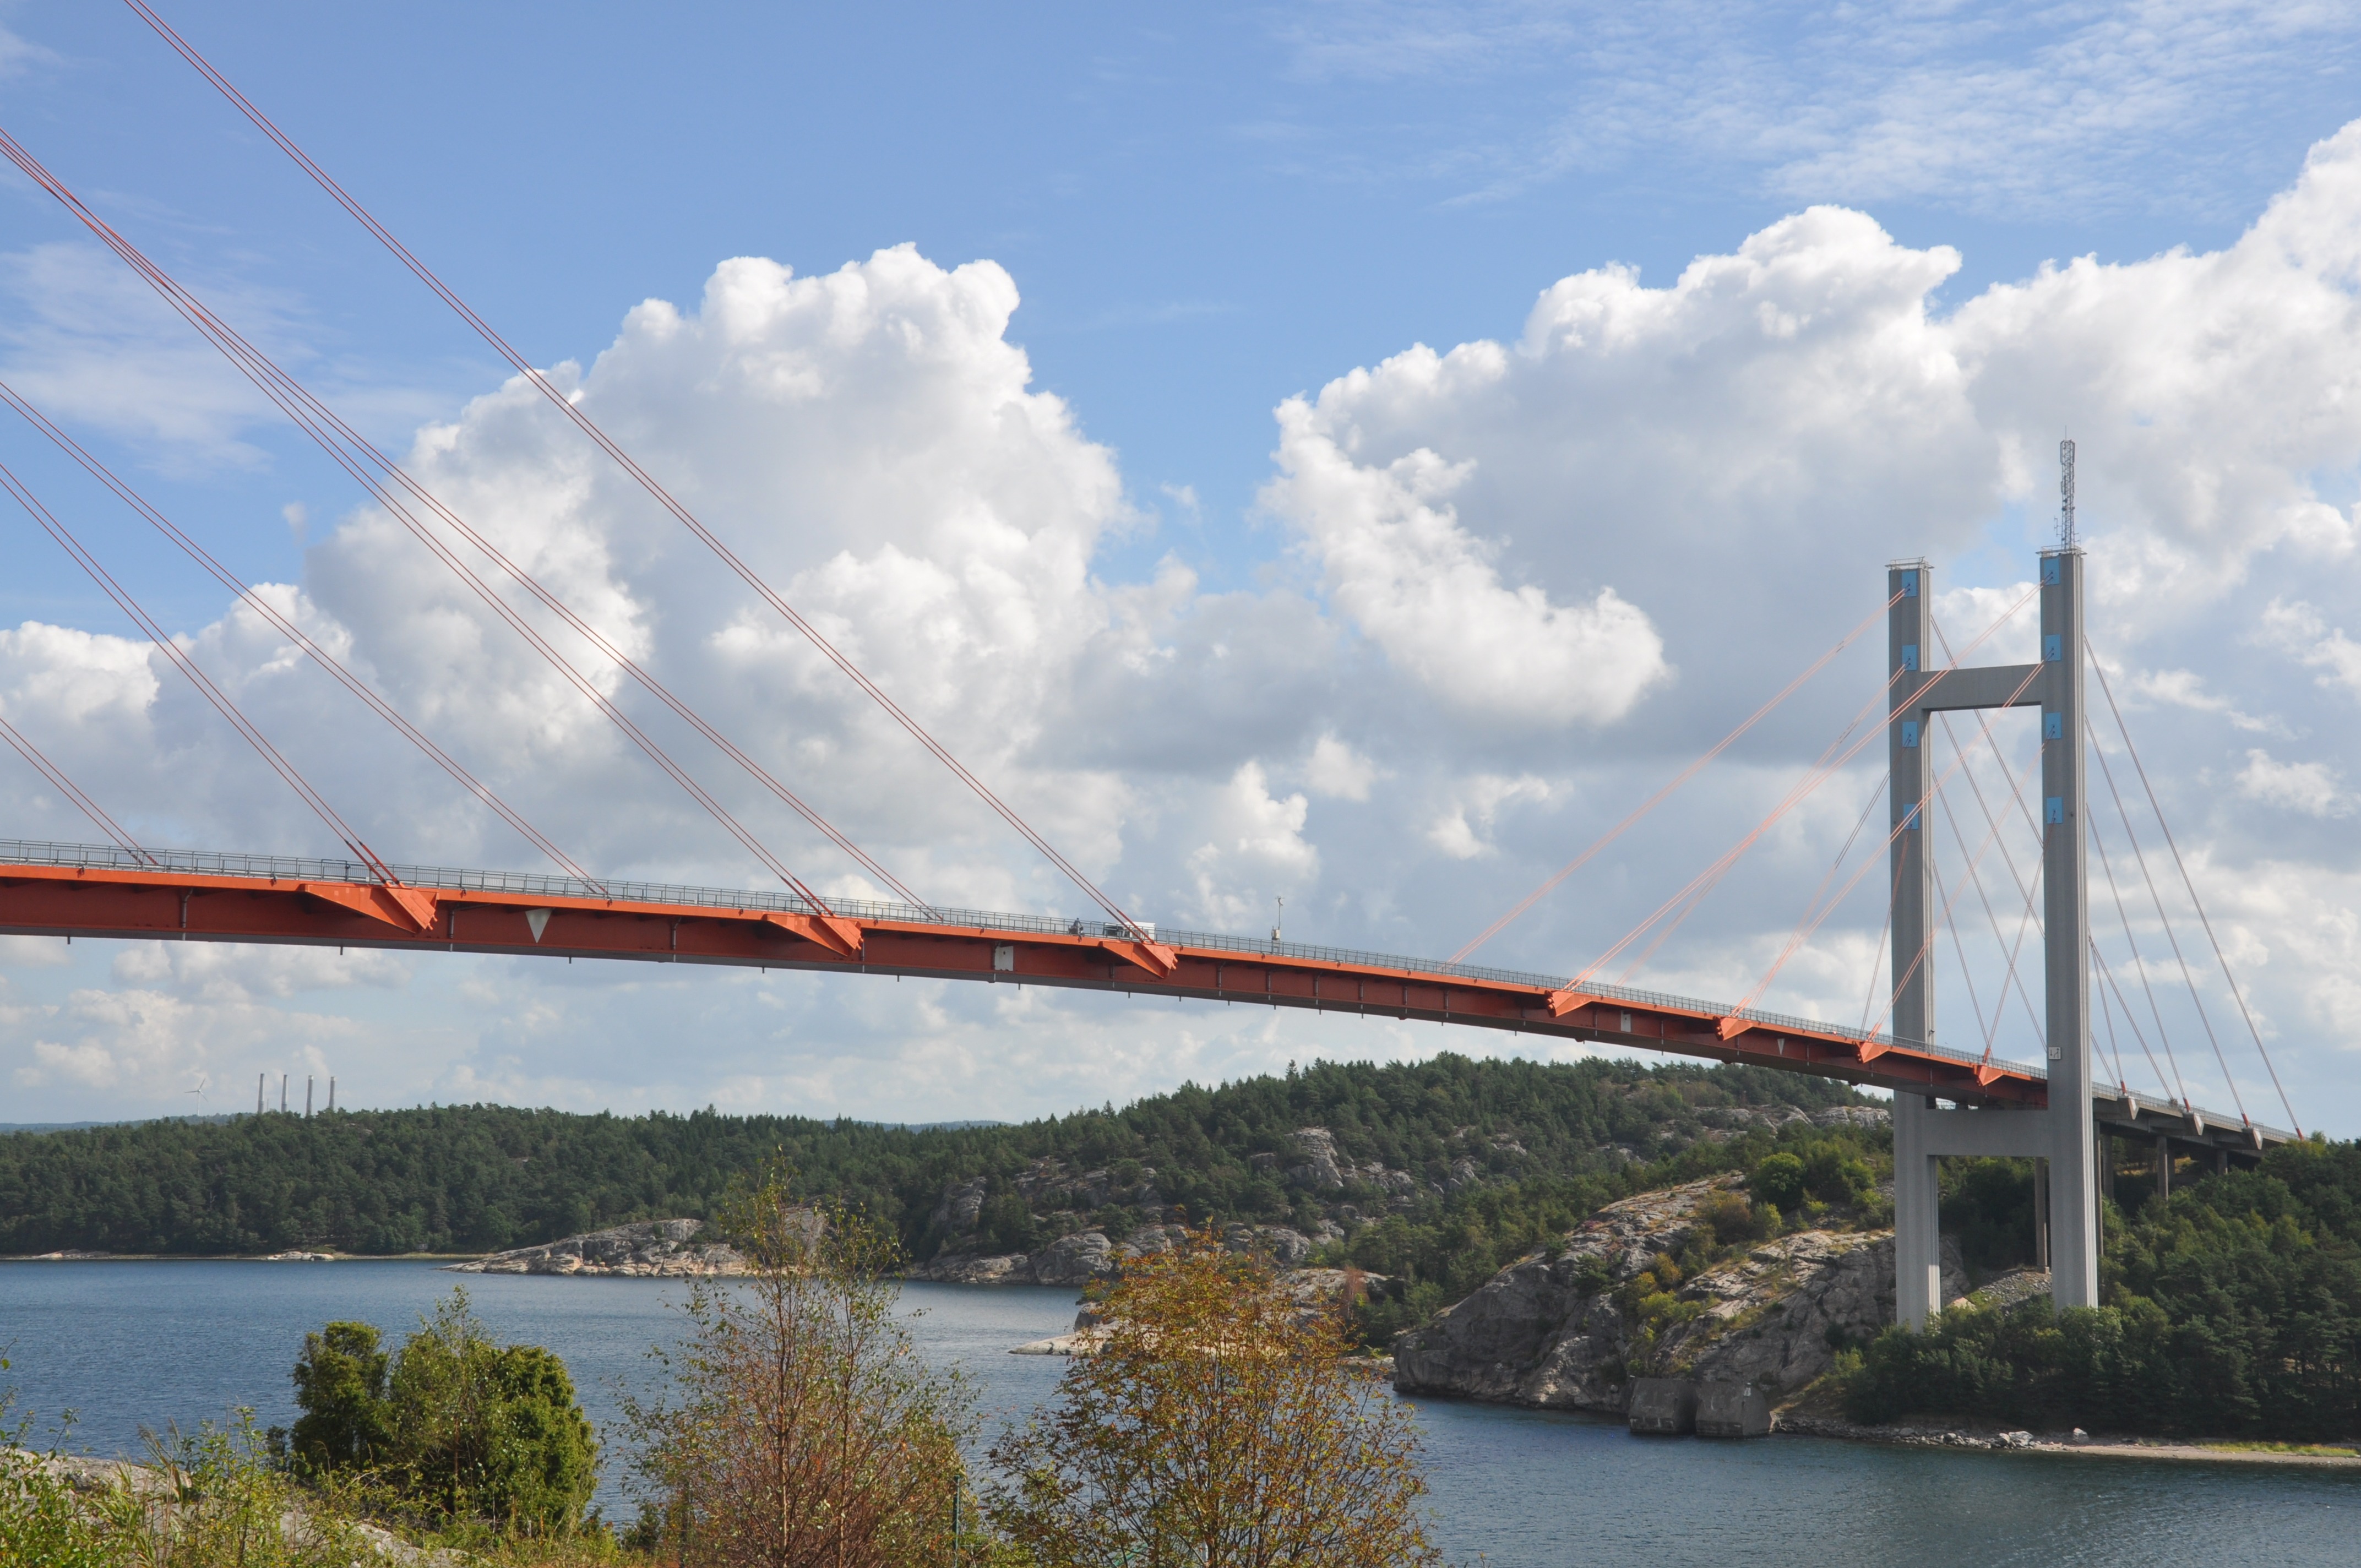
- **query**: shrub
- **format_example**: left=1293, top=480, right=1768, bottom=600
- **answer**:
left=625, top=1164, right=974, bottom=1568
left=1695, top=1189, right=1761, bottom=1245
left=3, top=1408, right=367, bottom=1568
left=280, top=1291, right=597, bottom=1537
left=990, top=1232, right=1441, bottom=1567
left=1800, top=1143, right=1872, bottom=1206
left=287, top=1322, right=393, bottom=1475
left=388, top=1303, right=598, bottom=1536
left=1749, top=1153, right=1807, bottom=1211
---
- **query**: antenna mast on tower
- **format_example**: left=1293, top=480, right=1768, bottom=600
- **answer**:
left=2059, top=438, right=2077, bottom=548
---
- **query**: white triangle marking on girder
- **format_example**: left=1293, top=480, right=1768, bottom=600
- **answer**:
left=525, top=908, right=553, bottom=943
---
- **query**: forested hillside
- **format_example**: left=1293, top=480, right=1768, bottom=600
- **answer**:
left=1846, top=1136, right=2361, bottom=1440
left=0, top=1054, right=1873, bottom=1264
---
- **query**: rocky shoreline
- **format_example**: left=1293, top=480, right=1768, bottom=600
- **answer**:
left=910, top=1218, right=1347, bottom=1287
left=440, top=1218, right=749, bottom=1277
left=1769, top=1409, right=2361, bottom=1466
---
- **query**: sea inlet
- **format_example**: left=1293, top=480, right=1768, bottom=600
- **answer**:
left=2, top=1260, right=2352, bottom=1565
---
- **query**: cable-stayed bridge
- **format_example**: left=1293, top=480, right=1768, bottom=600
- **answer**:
left=0, top=1, right=2309, bottom=1328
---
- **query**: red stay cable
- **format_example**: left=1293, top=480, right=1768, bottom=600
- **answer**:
left=1617, top=674, right=1894, bottom=982
left=2088, top=644, right=2298, bottom=1136
left=1579, top=584, right=2039, bottom=995
left=0, top=378, right=600, bottom=888
left=0, top=125, right=922, bottom=916
left=0, top=709, right=150, bottom=860
left=1865, top=715, right=2046, bottom=1044
left=1455, top=592, right=1901, bottom=963
left=127, top=2, right=1147, bottom=939
left=1734, top=668, right=2042, bottom=1031
left=0, top=459, right=394, bottom=879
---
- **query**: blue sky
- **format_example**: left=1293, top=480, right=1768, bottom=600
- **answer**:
left=5, top=2, right=2361, bottom=1130
left=9, top=1, right=2351, bottom=615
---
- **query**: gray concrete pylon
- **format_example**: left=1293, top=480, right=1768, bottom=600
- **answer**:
left=2041, top=547, right=2100, bottom=1308
left=1883, top=550, right=2099, bottom=1327
left=1886, top=559, right=1943, bottom=1327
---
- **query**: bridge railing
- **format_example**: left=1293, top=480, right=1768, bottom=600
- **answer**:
left=0, top=836, right=2042, bottom=1082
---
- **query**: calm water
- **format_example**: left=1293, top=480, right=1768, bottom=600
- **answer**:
left=2, top=1260, right=2354, bottom=1565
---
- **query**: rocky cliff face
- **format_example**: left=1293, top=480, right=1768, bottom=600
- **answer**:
left=1392, top=1177, right=1960, bottom=1412
left=443, top=1218, right=749, bottom=1277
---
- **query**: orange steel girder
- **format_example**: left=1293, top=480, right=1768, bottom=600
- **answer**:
left=0, top=859, right=2046, bottom=1109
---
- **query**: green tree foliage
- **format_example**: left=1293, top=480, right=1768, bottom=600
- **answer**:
left=1800, top=1142, right=1873, bottom=1205
left=0, top=1055, right=1876, bottom=1260
left=1844, top=1137, right=2361, bottom=1440
left=1940, top=1157, right=2038, bottom=1274
left=285, top=1291, right=597, bottom=1537
left=387, top=1293, right=599, bottom=1536
left=0, top=1351, right=112, bottom=1568
left=287, top=1322, right=391, bottom=1474
left=1749, top=1152, right=1807, bottom=1210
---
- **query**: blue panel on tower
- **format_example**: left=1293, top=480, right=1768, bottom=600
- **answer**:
left=1901, top=644, right=1919, bottom=672
left=2043, top=633, right=2064, bottom=662
left=2046, top=797, right=2065, bottom=825
left=2044, top=712, right=2064, bottom=741
left=2042, top=558, right=2061, bottom=585
left=1902, top=570, right=1918, bottom=596
left=1901, top=721, right=1919, bottom=748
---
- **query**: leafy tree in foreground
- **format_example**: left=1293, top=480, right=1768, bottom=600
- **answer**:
left=627, top=1165, right=976, bottom=1568
left=287, top=1321, right=392, bottom=1475
left=279, top=1291, right=598, bottom=1537
left=386, top=1291, right=599, bottom=1536
left=990, top=1232, right=1442, bottom=1568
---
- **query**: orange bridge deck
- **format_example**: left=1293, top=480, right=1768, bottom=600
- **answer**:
left=0, top=837, right=2092, bottom=1112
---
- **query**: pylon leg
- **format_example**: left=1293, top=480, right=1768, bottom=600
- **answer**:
left=1892, top=1093, right=1943, bottom=1326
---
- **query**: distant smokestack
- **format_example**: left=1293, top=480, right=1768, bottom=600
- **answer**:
left=306, top=1076, right=313, bottom=1118
left=280, top=1074, right=288, bottom=1114
left=257, top=1072, right=265, bottom=1117
left=328, top=1076, right=335, bottom=1114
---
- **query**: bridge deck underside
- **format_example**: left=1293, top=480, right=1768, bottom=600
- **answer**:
left=0, top=857, right=2287, bottom=1147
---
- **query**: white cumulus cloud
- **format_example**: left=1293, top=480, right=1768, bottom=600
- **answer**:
left=17, top=129, right=2361, bottom=1130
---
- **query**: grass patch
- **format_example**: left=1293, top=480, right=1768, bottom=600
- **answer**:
left=2199, top=1441, right=2360, bottom=1459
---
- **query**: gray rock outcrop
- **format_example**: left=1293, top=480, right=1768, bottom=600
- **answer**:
left=909, top=1250, right=1038, bottom=1285
left=28, top=1455, right=461, bottom=1565
left=1392, top=1177, right=1961, bottom=1413
left=1287, top=1126, right=1347, bottom=1189
left=443, top=1218, right=752, bottom=1277
left=909, top=1218, right=1347, bottom=1286
left=1010, top=1265, right=1399, bottom=1353
left=1032, top=1229, right=1118, bottom=1285
left=932, top=1176, right=988, bottom=1234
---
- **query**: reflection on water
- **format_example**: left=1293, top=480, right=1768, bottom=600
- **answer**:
left=2, top=1261, right=2353, bottom=1565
